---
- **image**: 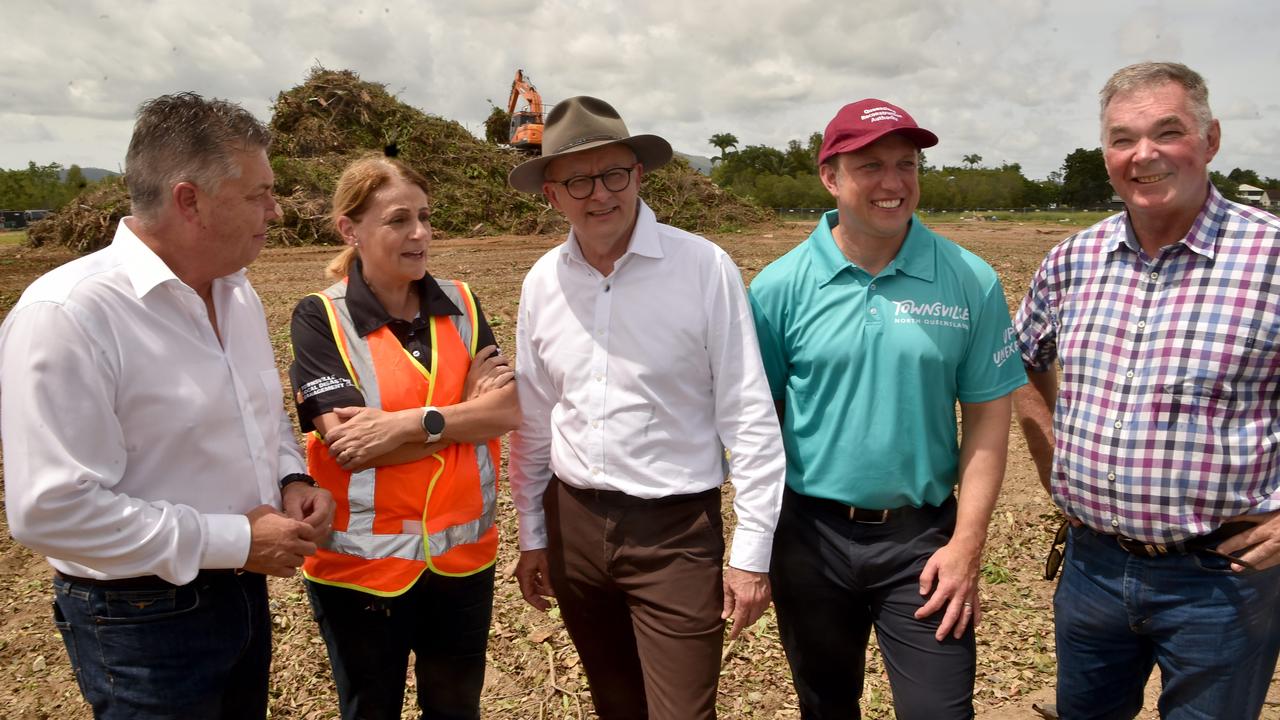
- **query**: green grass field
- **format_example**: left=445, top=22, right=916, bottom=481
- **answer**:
left=777, top=208, right=1118, bottom=226
left=0, top=231, right=27, bottom=246
left=923, top=209, right=1117, bottom=225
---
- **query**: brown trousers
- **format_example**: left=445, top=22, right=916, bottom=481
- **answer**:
left=544, top=477, right=726, bottom=720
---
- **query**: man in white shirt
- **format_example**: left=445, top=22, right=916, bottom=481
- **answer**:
left=0, top=93, right=334, bottom=719
left=506, top=95, right=786, bottom=720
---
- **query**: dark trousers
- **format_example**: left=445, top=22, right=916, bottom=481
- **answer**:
left=52, top=570, right=271, bottom=720
left=306, top=566, right=496, bottom=720
left=543, top=477, right=726, bottom=720
left=771, top=488, right=974, bottom=720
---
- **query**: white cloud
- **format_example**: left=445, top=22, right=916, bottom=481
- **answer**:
left=1, top=0, right=1277, bottom=182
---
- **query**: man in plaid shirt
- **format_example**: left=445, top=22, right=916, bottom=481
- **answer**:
left=1015, top=61, right=1280, bottom=719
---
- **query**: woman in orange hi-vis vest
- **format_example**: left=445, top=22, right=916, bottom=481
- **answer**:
left=287, top=155, right=520, bottom=720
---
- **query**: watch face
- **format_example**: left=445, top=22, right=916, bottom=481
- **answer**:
left=423, top=409, right=446, bottom=435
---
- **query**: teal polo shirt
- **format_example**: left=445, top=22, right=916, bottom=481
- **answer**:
left=748, top=211, right=1026, bottom=508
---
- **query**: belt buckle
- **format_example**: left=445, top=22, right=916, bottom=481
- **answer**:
left=1116, top=535, right=1167, bottom=557
left=849, top=507, right=889, bottom=524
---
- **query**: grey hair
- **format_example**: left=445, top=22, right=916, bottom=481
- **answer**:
left=1099, top=62, right=1213, bottom=136
left=125, top=92, right=271, bottom=219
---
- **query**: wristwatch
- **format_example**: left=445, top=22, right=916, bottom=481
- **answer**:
left=279, top=473, right=317, bottom=492
left=421, top=406, right=446, bottom=443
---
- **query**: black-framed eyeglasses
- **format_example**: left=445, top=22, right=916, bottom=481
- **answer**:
left=1043, top=520, right=1069, bottom=581
left=552, top=165, right=636, bottom=200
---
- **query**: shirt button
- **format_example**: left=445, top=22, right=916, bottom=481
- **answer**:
left=591, top=466, right=601, bottom=475
left=1114, top=420, right=1123, bottom=429
left=1137, top=320, right=1146, bottom=329
left=595, top=375, right=603, bottom=383
left=869, top=307, right=878, bottom=315
left=591, top=420, right=600, bottom=429
left=412, top=350, right=421, bottom=357
left=1111, top=518, right=1120, bottom=528
left=1107, top=472, right=1116, bottom=481
left=1126, top=370, right=1134, bottom=378
left=1149, top=272, right=1159, bottom=281
left=869, top=283, right=877, bottom=291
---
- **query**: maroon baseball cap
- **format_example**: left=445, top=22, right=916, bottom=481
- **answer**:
left=818, top=99, right=938, bottom=165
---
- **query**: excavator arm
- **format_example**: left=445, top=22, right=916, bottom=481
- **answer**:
left=507, top=69, right=545, bottom=152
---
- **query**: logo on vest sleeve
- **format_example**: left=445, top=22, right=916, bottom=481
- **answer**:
left=891, top=300, right=971, bottom=330
left=297, top=374, right=355, bottom=401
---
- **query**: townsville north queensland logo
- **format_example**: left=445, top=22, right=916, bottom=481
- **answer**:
left=890, top=299, right=970, bottom=330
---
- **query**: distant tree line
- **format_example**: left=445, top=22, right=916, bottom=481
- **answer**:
left=710, top=133, right=831, bottom=208
left=0, top=163, right=101, bottom=211
left=706, top=133, right=1280, bottom=211
left=1209, top=167, right=1280, bottom=205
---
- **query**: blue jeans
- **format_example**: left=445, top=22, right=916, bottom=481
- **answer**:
left=306, top=565, right=495, bottom=720
left=1055, top=526, right=1280, bottom=720
left=52, top=571, right=271, bottom=720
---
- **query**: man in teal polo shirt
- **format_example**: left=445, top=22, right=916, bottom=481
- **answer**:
left=749, top=99, right=1026, bottom=719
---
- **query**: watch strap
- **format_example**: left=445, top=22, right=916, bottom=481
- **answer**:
left=279, top=473, right=317, bottom=491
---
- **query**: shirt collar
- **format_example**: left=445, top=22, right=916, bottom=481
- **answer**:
left=810, top=210, right=936, bottom=287
left=1107, top=182, right=1226, bottom=260
left=345, top=257, right=461, bottom=337
left=114, top=217, right=249, bottom=299
left=562, top=199, right=664, bottom=266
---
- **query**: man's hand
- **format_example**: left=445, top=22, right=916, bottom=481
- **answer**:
left=243, top=504, right=318, bottom=577
left=281, top=482, right=336, bottom=543
left=1216, top=511, right=1280, bottom=571
left=914, top=539, right=982, bottom=641
left=514, top=549, right=555, bottom=611
left=326, top=407, right=413, bottom=469
left=463, top=345, right=515, bottom=400
left=722, top=567, right=771, bottom=640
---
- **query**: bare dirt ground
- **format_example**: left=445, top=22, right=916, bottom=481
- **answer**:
left=0, top=221, right=1276, bottom=719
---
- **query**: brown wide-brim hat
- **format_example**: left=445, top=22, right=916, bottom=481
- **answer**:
left=508, top=95, right=673, bottom=194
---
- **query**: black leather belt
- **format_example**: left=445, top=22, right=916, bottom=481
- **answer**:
left=785, top=486, right=902, bottom=524
left=55, top=569, right=248, bottom=589
left=555, top=475, right=719, bottom=507
left=1113, top=536, right=1179, bottom=557
left=1108, top=521, right=1254, bottom=559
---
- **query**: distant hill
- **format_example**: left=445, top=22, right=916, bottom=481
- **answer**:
left=59, top=167, right=119, bottom=182
left=676, top=152, right=713, bottom=176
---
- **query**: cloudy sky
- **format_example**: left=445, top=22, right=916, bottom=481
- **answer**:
left=3, top=0, right=1278, bottom=181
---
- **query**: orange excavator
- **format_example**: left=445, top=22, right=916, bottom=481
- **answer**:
left=507, top=69, right=545, bottom=152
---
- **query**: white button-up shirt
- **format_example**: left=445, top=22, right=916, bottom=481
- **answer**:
left=508, top=201, right=785, bottom=572
left=0, top=219, right=304, bottom=583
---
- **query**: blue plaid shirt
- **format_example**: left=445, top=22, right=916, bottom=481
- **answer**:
left=1015, top=185, right=1280, bottom=543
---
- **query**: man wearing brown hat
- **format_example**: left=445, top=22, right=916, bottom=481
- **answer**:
left=747, top=99, right=1025, bottom=718
left=506, top=95, right=786, bottom=719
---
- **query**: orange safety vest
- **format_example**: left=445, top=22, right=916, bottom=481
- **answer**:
left=301, top=277, right=499, bottom=596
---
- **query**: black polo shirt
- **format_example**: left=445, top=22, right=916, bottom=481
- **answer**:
left=288, top=259, right=498, bottom=433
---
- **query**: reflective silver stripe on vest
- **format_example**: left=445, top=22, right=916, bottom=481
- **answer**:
left=327, top=529, right=424, bottom=561
left=435, top=281, right=475, bottom=352
left=322, top=283, right=380, bottom=536
left=321, top=278, right=497, bottom=561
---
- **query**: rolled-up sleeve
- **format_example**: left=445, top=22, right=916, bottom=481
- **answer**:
left=1015, top=259, right=1059, bottom=372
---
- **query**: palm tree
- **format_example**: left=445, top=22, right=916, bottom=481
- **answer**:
left=962, top=153, right=983, bottom=169
left=708, top=133, right=739, bottom=163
